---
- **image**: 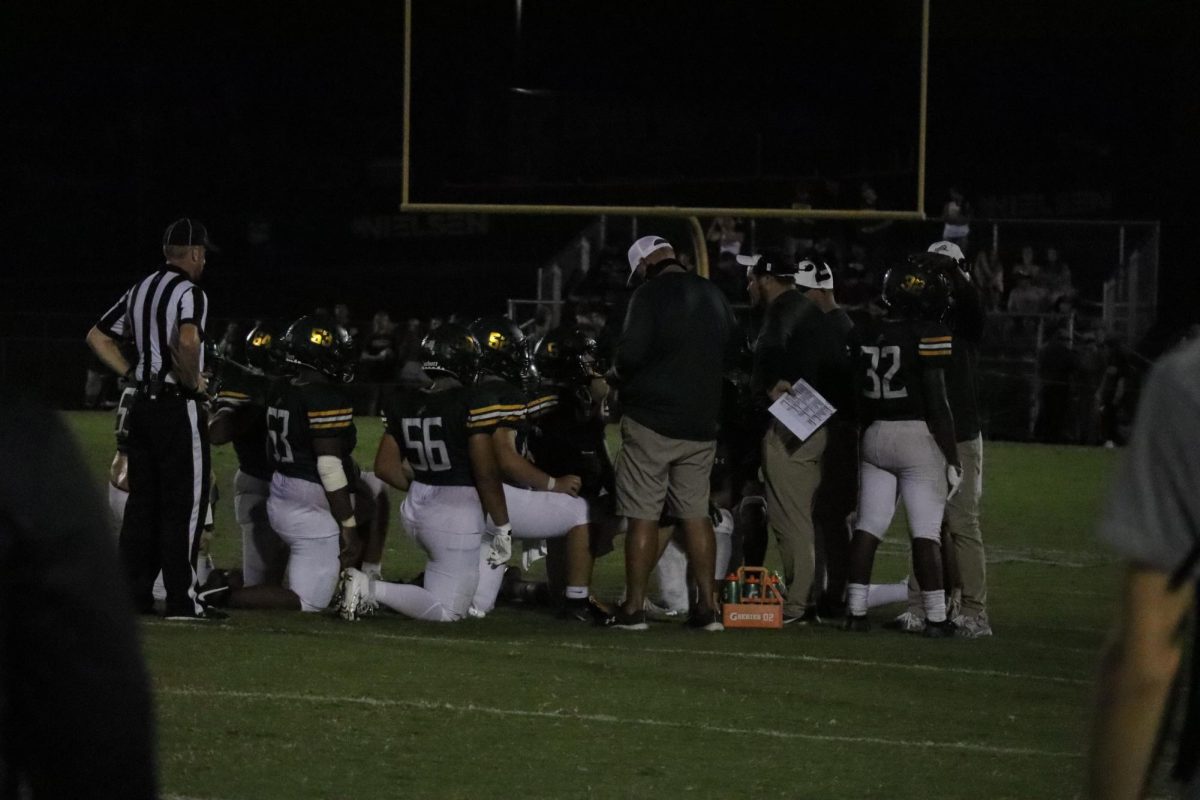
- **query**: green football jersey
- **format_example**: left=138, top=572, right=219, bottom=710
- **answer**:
left=266, top=378, right=357, bottom=484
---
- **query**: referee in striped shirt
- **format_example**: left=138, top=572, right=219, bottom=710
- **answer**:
left=86, top=218, right=223, bottom=620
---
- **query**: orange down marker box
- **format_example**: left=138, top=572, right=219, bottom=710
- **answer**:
left=721, top=567, right=784, bottom=629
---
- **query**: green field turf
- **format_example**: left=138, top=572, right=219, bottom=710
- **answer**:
left=66, top=410, right=1125, bottom=800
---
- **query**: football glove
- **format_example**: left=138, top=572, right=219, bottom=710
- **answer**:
left=485, top=521, right=513, bottom=567
left=946, top=464, right=964, bottom=500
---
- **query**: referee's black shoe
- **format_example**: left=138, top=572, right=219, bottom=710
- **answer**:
left=196, top=569, right=231, bottom=608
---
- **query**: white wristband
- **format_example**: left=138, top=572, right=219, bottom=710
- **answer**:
left=340, top=515, right=356, bottom=528
left=495, top=523, right=512, bottom=535
left=546, top=476, right=556, bottom=491
left=316, top=454, right=349, bottom=492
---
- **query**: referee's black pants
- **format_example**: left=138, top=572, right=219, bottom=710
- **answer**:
left=120, top=393, right=210, bottom=616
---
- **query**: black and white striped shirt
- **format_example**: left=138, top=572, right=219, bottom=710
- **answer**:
left=97, top=265, right=208, bottom=385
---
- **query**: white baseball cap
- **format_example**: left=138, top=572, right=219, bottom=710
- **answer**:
left=927, top=240, right=965, bottom=263
left=795, top=259, right=834, bottom=290
left=626, top=235, right=673, bottom=284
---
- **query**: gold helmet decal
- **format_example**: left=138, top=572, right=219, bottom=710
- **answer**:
left=487, top=331, right=506, bottom=350
left=251, top=332, right=272, bottom=348
left=545, top=341, right=558, bottom=356
left=309, top=328, right=332, bottom=347
left=900, top=274, right=926, bottom=293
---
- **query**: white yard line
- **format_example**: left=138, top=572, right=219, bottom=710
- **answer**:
left=145, top=620, right=1093, bottom=686
left=349, top=630, right=1094, bottom=687
left=161, top=687, right=1081, bottom=760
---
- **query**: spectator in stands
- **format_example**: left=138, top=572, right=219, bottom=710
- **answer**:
left=711, top=251, right=748, bottom=303
left=360, top=311, right=398, bottom=414
left=1013, top=246, right=1042, bottom=287
left=972, top=250, right=1004, bottom=311
left=360, top=311, right=397, bottom=380
left=395, top=317, right=430, bottom=388
left=782, top=184, right=816, bottom=258
left=1035, top=327, right=1077, bottom=443
left=1007, top=272, right=1047, bottom=315
left=1042, top=246, right=1076, bottom=312
left=1073, top=328, right=1105, bottom=444
left=941, top=187, right=971, bottom=248
left=855, top=183, right=894, bottom=275
left=215, top=320, right=244, bottom=364
left=706, top=216, right=745, bottom=260
left=334, top=303, right=359, bottom=343
left=1098, top=336, right=1137, bottom=447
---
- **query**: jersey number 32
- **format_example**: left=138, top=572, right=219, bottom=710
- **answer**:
left=861, top=345, right=908, bottom=400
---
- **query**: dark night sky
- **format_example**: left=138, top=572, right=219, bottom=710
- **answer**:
left=3, top=1, right=1198, bottom=326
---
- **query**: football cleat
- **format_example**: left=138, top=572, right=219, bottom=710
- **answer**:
left=558, top=597, right=594, bottom=623
left=923, top=618, right=958, bottom=639
left=685, top=607, right=725, bottom=632
left=842, top=614, right=871, bottom=633
left=196, top=569, right=231, bottom=608
left=643, top=597, right=686, bottom=621
left=784, top=608, right=822, bottom=626
left=882, top=610, right=926, bottom=634
left=336, top=568, right=376, bottom=622
left=952, top=613, right=994, bottom=639
left=591, top=598, right=648, bottom=630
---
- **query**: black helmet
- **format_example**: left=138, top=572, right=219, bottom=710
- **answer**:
left=533, top=326, right=599, bottom=385
left=282, top=314, right=357, bottom=383
left=469, top=315, right=533, bottom=386
left=881, top=254, right=952, bottom=322
left=244, top=322, right=281, bottom=374
left=420, top=323, right=481, bottom=382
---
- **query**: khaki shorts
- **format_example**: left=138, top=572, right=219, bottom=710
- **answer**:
left=614, top=415, right=715, bottom=521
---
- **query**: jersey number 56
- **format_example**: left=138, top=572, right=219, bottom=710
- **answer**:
left=401, top=417, right=451, bottom=472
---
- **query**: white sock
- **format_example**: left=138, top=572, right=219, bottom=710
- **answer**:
left=867, top=581, right=910, bottom=609
left=847, top=583, right=869, bottom=616
left=566, top=585, right=589, bottom=600
left=361, top=561, right=382, bottom=579
left=922, top=590, right=947, bottom=623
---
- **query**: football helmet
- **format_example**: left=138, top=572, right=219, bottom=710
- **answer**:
left=420, top=323, right=481, bottom=382
left=244, top=322, right=282, bottom=374
left=533, top=326, right=599, bottom=385
left=282, top=315, right=356, bottom=383
left=881, top=254, right=952, bottom=321
left=469, top=315, right=534, bottom=387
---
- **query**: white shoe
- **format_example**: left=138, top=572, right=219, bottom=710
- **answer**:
left=337, top=568, right=376, bottom=622
left=467, top=604, right=487, bottom=619
left=952, top=612, right=993, bottom=638
left=643, top=598, right=686, bottom=621
left=884, top=610, right=926, bottom=633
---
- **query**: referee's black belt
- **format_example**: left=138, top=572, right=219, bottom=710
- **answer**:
left=135, top=379, right=201, bottom=401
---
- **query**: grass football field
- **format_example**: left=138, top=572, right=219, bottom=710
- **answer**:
left=66, top=411, right=1123, bottom=800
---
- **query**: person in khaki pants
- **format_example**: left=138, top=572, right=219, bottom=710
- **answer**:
left=762, top=421, right=827, bottom=621
left=743, top=249, right=847, bottom=624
